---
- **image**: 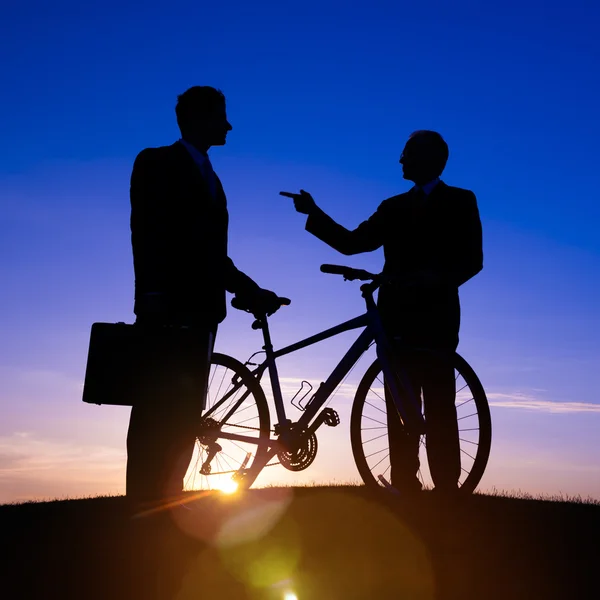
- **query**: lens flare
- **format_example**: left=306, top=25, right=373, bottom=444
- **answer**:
left=218, top=478, right=239, bottom=494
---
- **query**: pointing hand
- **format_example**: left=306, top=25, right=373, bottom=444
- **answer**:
left=279, top=189, right=317, bottom=215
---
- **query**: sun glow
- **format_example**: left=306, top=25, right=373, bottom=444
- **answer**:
left=216, top=478, right=239, bottom=494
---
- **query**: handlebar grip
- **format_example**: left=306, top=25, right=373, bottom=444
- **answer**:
left=230, top=296, right=245, bottom=310
left=320, top=264, right=350, bottom=275
left=278, top=297, right=291, bottom=307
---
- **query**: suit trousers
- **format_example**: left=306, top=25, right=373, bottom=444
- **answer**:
left=382, top=301, right=461, bottom=491
left=126, top=323, right=215, bottom=502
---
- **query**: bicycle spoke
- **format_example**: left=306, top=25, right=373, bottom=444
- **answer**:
left=228, top=438, right=255, bottom=455
left=370, top=453, right=390, bottom=471
left=365, top=447, right=389, bottom=459
left=216, top=451, right=238, bottom=472
left=368, top=386, right=387, bottom=404
left=459, top=436, right=478, bottom=444
left=460, top=448, right=476, bottom=461
left=457, top=412, right=478, bottom=421
left=225, top=415, right=259, bottom=428
left=363, top=414, right=387, bottom=427
left=363, top=432, right=389, bottom=445
left=456, top=382, right=469, bottom=394
left=456, top=397, right=474, bottom=409
left=365, top=399, right=387, bottom=415
left=223, top=403, right=256, bottom=419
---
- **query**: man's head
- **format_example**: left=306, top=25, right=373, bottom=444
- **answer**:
left=175, top=86, right=232, bottom=151
left=399, top=130, right=449, bottom=185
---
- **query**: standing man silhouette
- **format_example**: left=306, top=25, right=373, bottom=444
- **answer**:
left=281, top=131, right=483, bottom=494
left=127, top=86, right=283, bottom=506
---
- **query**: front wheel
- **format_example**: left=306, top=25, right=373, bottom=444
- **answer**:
left=184, top=353, right=271, bottom=493
left=350, top=353, right=491, bottom=494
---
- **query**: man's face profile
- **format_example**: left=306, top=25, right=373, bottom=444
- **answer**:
left=203, top=102, right=232, bottom=147
left=399, top=135, right=439, bottom=184
left=189, top=101, right=232, bottom=148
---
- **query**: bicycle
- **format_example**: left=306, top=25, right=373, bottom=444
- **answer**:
left=186, top=264, right=492, bottom=495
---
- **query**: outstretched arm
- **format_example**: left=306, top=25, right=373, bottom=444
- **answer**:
left=280, top=190, right=385, bottom=255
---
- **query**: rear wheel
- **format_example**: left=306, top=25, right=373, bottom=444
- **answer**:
left=350, top=352, right=491, bottom=494
left=184, top=353, right=271, bottom=492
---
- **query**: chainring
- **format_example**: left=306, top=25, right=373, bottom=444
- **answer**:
left=277, top=432, right=318, bottom=472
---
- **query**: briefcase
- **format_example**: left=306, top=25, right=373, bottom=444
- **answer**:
left=82, top=322, right=211, bottom=407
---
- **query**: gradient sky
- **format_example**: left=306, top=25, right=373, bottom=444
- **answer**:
left=1, top=0, right=599, bottom=503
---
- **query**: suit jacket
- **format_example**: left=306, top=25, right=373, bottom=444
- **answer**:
left=130, top=142, right=259, bottom=324
left=306, top=182, right=483, bottom=347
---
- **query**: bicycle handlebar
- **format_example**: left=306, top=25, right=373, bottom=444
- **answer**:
left=320, top=264, right=380, bottom=282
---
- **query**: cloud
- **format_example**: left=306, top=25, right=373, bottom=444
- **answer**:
left=278, top=378, right=600, bottom=414
left=487, top=392, right=600, bottom=414
left=281, top=378, right=600, bottom=415
left=272, top=377, right=359, bottom=403
left=0, top=431, right=124, bottom=503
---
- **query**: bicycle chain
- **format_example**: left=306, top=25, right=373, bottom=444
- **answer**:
left=198, top=419, right=281, bottom=467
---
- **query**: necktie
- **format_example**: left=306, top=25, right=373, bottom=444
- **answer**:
left=413, top=187, right=427, bottom=213
left=200, top=155, right=217, bottom=199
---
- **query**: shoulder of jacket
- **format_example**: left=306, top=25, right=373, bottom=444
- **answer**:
left=378, top=190, right=413, bottom=209
left=134, top=144, right=180, bottom=166
left=440, top=183, right=476, bottom=199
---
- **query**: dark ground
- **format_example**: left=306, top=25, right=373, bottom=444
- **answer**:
left=1, top=486, right=598, bottom=599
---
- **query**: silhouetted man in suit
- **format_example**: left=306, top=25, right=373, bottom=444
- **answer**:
left=281, top=131, right=483, bottom=494
left=127, top=86, right=283, bottom=505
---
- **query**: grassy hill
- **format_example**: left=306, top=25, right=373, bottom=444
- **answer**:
left=1, top=486, right=598, bottom=599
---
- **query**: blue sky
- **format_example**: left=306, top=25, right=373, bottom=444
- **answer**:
left=1, top=0, right=599, bottom=502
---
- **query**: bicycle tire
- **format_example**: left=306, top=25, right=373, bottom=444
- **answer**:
left=350, top=352, right=491, bottom=495
left=184, top=352, right=271, bottom=492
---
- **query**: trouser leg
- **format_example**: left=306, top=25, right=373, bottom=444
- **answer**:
left=385, top=353, right=422, bottom=489
left=422, top=353, right=460, bottom=490
left=126, top=328, right=213, bottom=501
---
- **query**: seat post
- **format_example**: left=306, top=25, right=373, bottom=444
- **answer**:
left=257, top=317, right=289, bottom=431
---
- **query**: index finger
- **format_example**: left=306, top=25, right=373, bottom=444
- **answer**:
left=279, top=191, right=299, bottom=198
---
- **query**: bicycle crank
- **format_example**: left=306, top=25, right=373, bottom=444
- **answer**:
left=277, top=432, right=318, bottom=471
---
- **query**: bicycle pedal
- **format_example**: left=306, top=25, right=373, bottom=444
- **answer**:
left=322, top=408, right=340, bottom=427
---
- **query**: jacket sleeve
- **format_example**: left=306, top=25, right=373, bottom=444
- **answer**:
left=130, top=149, right=171, bottom=292
left=305, top=202, right=387, bottom=255
left=447, top=191, right=483, bottom=287
left=222, top=257, right=261, bottom=296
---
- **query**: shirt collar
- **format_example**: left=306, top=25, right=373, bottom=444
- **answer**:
left=414, top=177, right=441, bottom=196
left=178, top=138, right=209, bottom=167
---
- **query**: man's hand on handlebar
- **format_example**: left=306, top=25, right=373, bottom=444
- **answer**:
left=320, top=264, right=445, bottom=290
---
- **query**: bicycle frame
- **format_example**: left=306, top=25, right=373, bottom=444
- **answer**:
left=207, top=283, right=426, bottom=462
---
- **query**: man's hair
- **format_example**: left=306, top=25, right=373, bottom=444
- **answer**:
left=175, top=86, right=225, bottom=134
left=409, top=130, right=449, bottom=176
